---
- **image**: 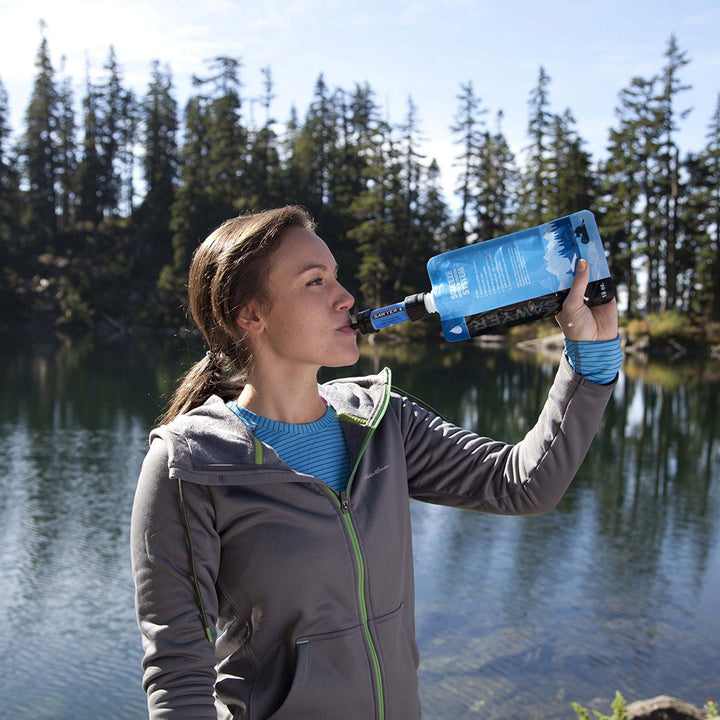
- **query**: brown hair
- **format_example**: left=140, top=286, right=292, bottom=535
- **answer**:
left=160, top=205, right=316, bottom=424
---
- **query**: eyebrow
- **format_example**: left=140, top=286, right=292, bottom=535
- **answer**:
left=297, top=262, right=338, bottom=275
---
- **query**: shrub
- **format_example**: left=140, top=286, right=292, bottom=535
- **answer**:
left=572, top=691, right=628, bottom=720
left=623, top=310, right=704, bottom=348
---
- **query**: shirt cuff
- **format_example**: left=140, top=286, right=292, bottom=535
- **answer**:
left=564, top=334, right=622, bottom=385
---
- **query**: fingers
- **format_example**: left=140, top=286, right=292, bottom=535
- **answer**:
left=555, top=258, right=593, bottom=341
left=564, top=258, right=590, bottom=310
left=556, top=258, right=619, bottom=342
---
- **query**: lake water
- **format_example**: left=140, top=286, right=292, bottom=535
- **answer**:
left=0, top=335, right=718, bottom=719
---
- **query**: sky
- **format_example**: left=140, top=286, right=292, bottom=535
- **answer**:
left=1, top=0, right=719, bottom=203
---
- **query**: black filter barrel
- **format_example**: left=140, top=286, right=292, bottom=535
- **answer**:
left=404, top=293, right=431, bottom=322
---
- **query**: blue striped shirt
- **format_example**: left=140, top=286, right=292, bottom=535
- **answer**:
left=564, top=334, right=623, bottom=385
left=226, top=401, right=351, bottom=493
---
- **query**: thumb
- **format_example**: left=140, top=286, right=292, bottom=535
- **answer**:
left=564, top=258, right=589, bottom=310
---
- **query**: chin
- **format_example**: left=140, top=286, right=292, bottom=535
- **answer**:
left=326, top=349, right=360, bottom=369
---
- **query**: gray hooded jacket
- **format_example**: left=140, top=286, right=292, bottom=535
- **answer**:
left=131, top=359, right=614, bottom=719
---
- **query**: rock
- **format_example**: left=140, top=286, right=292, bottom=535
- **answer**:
left=515, top=332, right=565, bottom=356
left=622, top=333, right=650, bottom=356
left=626, top=695, right=705, bottom=720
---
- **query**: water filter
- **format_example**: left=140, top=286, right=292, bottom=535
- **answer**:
left=351, top=210, right=614, bottom=342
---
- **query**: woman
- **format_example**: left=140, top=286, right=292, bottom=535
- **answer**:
left=131, top=205, right=621, bottom=719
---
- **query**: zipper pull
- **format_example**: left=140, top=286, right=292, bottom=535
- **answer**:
left=340, top=490, right=350, bottom=514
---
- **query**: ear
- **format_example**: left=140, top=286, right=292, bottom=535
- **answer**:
left=235, top=302, right=265, bottom=335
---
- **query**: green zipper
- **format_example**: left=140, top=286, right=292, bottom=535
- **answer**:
left=337, top=490, right=385, bottom=720
left=179, top=371, right=395, bottom=711
left=329, top=372, right=392, bottom=720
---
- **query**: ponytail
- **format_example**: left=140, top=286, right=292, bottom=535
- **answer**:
left=158, top=352, right=242, bottom=425
left=158, top=206, right=314, bottom=425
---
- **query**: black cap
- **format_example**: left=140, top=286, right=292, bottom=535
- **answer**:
left=350, top=308, right=379, bottom=335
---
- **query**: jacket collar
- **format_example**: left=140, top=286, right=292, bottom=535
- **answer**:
left=151, top=369, right=392, bottom=485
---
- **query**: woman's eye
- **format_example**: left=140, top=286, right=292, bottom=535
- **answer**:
left=307, top=277, right=323, bottom=286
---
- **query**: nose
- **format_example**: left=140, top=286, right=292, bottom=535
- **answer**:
left=335, top=281, right=355, bottom=311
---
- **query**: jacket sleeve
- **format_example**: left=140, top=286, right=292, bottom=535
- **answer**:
left=399, top=355, right=614, bottom=515
left=130, top=437, right=220, bottom=719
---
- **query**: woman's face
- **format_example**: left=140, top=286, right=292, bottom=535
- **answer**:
left=240, top=226, right=359, bottom=373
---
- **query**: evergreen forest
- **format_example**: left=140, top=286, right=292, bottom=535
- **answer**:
left=1, top=32, right=719, bottom=337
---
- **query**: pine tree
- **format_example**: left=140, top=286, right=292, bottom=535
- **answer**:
left=547, top=108, right=596, bottom=218
left=677, top=151, right=704, bottom=313
left=336, top=83, right=384, bottom=210
left=77, top=74, right=103, bottom=227
left=55, top=58, right=78, bottom=233
left=99, top=47, right=123, bottom=217
left=348, top=123, right=403, bottom=309
left=328, top=82, right=397, bottom=307
left=19, top=33, right=60, bottom=250
left=161, top=55, right=248, bottom=314
left=450, top=81, right=486, bottom=245
left=135, top=61, right=179, bottom=281
left=421, top=158, right=451, bottom=255
left=519, top=66, right=554, bottom=226
left=631, top=77, right=666, bottom=315
left=600, top=74, right=664, bottom=314
left=331, top=83, right=387, bottom=301
left=689, top=94, right=720, bottom=318
left=160, top=93, right=213, bottom=303
left=392, top=95, right=429, bottom=295
left=0, top=78, right=20, bottom=273
left=282, top=105, right=302, bottom=202
left=657, top=35, right=692, bottom=310
left=78, top=48, right=136, bottom=224
left=291, top=74, right=341, bottom=219
left=598, top=125, right=641, bottom=316
left=473, top=110, right=518, bottom=240
left=243, top=66, right=283, bottom=209
left=202, top=56, right=248, bottom=219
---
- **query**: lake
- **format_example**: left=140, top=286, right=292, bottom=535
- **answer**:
left=0, top=334, right=717, bottom=719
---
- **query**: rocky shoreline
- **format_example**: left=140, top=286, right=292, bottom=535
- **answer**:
left=629, top=696, right=716, bottom=719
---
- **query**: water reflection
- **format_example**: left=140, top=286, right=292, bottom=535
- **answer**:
left=0, top=337, right=718, bottom=719
left=399, top=349, right=720, bottom=719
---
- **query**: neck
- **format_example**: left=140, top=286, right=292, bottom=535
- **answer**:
left=237, top=364, right=325, bottom=424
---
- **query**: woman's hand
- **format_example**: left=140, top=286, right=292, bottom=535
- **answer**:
left=555, top=259, right=619, bottom=342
